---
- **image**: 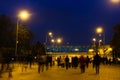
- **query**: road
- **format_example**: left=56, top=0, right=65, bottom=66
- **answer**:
left=1, top=63, right=120, bottom=80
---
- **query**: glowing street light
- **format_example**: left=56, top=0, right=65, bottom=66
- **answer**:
left=92, top=38, right=96, bottom=49
left=48, top=32, right=53, bottom=38
left=18, top=10, right=30, bottom=20
left=51, top=38, right=62, bottom=44
left=93, top=38, right=96, bottom=44
left=57, top=38, right=62, bottom=44
left=96, top=27, right=103, bottom=34
left=51, top=38, right=62, bottom=53
left=46, top=32, right=62, bottom=45
left=98, top=39, right=102, bottom=46
left=45, top=31, right=63, bottom=53
left=93, top=38, right=96, bottom=42
left=95, top=27, right=105, bottom=45
left=15, top=10, right=30, bottom=56
left=110, top=0, right=120, bottom=4
left=45, top=31, right=53, bottom=45
left=51, top=39, right=55, bottom=43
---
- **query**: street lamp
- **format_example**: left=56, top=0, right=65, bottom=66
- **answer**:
left=95, top=27, right=106, bottom=55
left=96, top=27, right=105, bottom=45
left=45, top=31, right=63, bottom=53
left=51, top=39, right=55, bottom=43
left=45, top=32, right=53, bottom=45
left=51, top=38, right=62, bottom=44
left=51, top=38, right=62, bottom=52
left=96, top=27, right=103, bottom=36
left=15, top=10, right=30, bottom=56
left=18, top=10, right=30, bottom=20
left=92, top=38, right=96, bottom=47
left=57, top=38, right=62, bottom=44
left=48, top=32, right=53, bottom=37
left=98, top=39, right=102, bottom=46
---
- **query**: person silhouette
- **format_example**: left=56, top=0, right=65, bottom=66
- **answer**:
left=65, top=56, right=69, bottom=70
left=79, top=55, right=86, bottom=73
left=93, top=53, right=101, bottom=74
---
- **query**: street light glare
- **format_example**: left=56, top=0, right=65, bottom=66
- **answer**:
left=93, top=38, right=96, bottom=42
left=48, top=32, right=53, bottom=36
left=15, top=10, right=31, bottom=56
left=18, top=10, right=30, bottom=20
left=99, top=39, right=102, bottom=42
left=57, top=38, right=62, bottom=43
left=96, top=27, right=103, bottom=34
left=110, top=0, right=120, bottom=4
left=51, top=39, right=55, bottom=43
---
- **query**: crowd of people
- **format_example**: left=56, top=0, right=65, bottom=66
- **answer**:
left=56, top=54, right=101, bottom=74
left=0, top=52, right=115, bottom=77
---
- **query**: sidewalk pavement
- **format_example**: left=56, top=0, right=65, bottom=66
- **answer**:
left=0, top=63, right=120, bottom=80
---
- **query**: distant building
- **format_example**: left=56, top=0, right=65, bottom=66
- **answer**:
left=46, top=45, right=90, bottom=52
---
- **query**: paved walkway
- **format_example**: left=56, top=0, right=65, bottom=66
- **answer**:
left=0, top=63, right=120, bottom=80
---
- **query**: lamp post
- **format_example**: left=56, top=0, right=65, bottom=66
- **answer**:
left=92, top=38, right=97, bottom=55
left=51, top=38, right=62, bottom=53
left=15, top=10, right=30, bottom=56
left=95, top=27, right=106, bottom=55
left=96, top=27, right=105, bottom=45
left=45, top=32, right=53, bottom=46
left=48, top=32, right=53, bottom=37
left=98, top=39, right=102, bottom=46
left=57, top=38, right=62, bottom=44
left=92, top=38, right=96, bottom=48
left=96, top=27, right=103, bottom=36
left=45, top=31, right=62, bottom=54
left=45, top=32, right=53, bottom=54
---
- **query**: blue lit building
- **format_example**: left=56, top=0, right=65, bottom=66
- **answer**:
left=46, top=45, right=90, bottom=52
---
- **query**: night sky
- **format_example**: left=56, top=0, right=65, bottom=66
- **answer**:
left=0, top=0, right=120, bottom=45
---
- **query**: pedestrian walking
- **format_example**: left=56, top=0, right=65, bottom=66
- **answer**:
left=21, top=56, right=28, bottom=72
left=86, top=56, right=90, bottom=68
left=37, top=55, right=46, bottom=73
left=57, top=56, right=61, bottom=67
left=73, top=56, right=78, bottom=68
left=65, top=55, right=69, bottom=70
left=46, top=55, right=52, bottom=70
left=79, top=55, right=86, bottom=73
left=93, top=53, right=101, bottom=74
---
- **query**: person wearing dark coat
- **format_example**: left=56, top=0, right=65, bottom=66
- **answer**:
left=65, top=56, right=69, bottom=70
left=93, top=53, right=101, bottom=74
left=86, top=56, right=90, bottom=68
left=79, top=55, right=86, bottom=73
